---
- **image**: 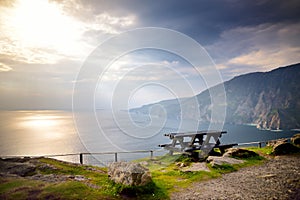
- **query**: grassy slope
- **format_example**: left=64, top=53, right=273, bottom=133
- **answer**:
left=0, top=147, right=271, bottom=199
left=0, top=158, right=114, bottom=200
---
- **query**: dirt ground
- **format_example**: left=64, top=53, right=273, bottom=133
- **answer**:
left=171, top=154, right=300, bottom=200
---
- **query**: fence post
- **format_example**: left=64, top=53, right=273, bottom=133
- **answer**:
left=258, top=142, right=262, bottom=148
left=79, top=153, right=83, bottom=164
left=114, top=153, right=118, bottom=162
left=150, top=150, right=153, bottom=160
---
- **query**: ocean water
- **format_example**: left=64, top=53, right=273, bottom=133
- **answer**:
left=0, top=110, right=297, bottom=166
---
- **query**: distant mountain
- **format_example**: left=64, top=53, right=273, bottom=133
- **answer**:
left=130, top=63, right=300, bottom=130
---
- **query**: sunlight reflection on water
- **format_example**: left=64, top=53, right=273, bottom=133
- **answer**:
left=0, top=111, right=83, bottom=159
left=19, top=115, right=63, bottom=139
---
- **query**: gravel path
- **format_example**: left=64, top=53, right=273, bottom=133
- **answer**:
left=171, top=154, right=300, bottom=200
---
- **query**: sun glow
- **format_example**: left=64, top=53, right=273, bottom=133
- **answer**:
left=24, top=119, right=58, bottom=127
left=21, top=115, right=60, bottom=128
left=19, top=115, right=63, bottom=139
left=8, top=0, right=84, bottom=58
left=1, top=0, right=136, bottom=64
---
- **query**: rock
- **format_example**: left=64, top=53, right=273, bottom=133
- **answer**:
left=207, top=156, right=244, bottom=167
left=258, top=174, right=276, bottom=178
left=291, top=133, right=300, bottom=146
left=108, top=162, right=152, bottom=186
left=139, top=161, right=148, bottom=166
left=30, top=174, right=68, bottom=182
left=0, top=160, right=36, bottom=176
left=223, top=148, right=259, bottom=158
left=267, top=138, right=289, bottom=147
left=175, top=162, right=187, bottom=168
left=0, top=157, right=32, bottom=163
left=181, top=162, right=210, bottom=172
left=272, top=141, right=300, bottom=155
left=73, top=175, right=87, bottom=181
left=37, top=163, right=58, bottom=172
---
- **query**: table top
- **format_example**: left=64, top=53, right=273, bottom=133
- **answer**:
left=164, top=130, right=227, bottom=139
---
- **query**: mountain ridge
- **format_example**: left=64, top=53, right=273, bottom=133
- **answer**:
left=130, top=63, right=300, bottom=130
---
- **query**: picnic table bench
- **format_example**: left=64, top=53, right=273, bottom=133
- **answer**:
left=159, top=130, right=237, bottom=159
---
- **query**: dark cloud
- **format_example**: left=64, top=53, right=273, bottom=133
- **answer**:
left=69, top=0, right=300, bottom=45
left=43, top=0, right=300, bottom=77
left=1, top=0, right=299, bottom=109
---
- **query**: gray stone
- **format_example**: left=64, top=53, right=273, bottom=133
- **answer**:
left=0, top=157, right=31, bottom=163
left=108, top=162, right=152, bottom=186
left=0, top=160, right=36, bottom=177
left=175, top=162, right=187, bottom=168
left=207, top=156, right=244, bottom=167
left=139, top=161, right=149, bottom=167
left=181, top=162, right=210, bottom=172
left=30, top=174, right=68, bottom=182
left=223, top=148, right=259, bottom=158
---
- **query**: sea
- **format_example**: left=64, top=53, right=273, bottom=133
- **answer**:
left=0, top=110, right=298, bottom=166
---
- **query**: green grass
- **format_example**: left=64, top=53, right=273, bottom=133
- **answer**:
left=143, top=147, right=267, bottom=195
left=0, top=179, right=40, bottom=194
left=0, top=178, right=47, bottom=200
left=141, top=154, right=225, bottom=194
left=38, top=157, right=107, bottom=175
left=0, top=147, right=270, bottom=199
left=209, top=155, right=265, bottom=174
left=152, top=168, right=220, bottom=194
left=246, top=146, right=273, bottom=155
left=40, top=181, right=105, bottom=200
left=38, top=158, right=167, bottom=199
left=0, top=157, right=167, bottom=199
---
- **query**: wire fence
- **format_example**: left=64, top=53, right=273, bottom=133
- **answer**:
left=237, top=141, right=267, bottom=148
left=0, top=149, right=167, bottom=166
left=0, top=137, right=292, bottom=166
left=237, top=136, right=292, bottom=148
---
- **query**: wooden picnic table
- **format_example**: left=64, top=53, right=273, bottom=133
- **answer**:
left=159, top=130, right=237, bottom=159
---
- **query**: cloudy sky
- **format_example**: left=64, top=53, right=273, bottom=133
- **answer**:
left=0, top=0, right=299, bottom=110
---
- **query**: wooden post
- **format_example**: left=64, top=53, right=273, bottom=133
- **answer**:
left=150, top=150, right=153, bottom=160
left=169, top=139, right=177, bottom=155
left=79, top=153, right=83, bottom=164
left=114, top=153, right=118, bottom=162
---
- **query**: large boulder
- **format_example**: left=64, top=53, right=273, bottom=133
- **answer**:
left=207, top=156, right=244, bottom=167
left=291, top=133, right=300, bottom=146
left=223, top=148, right=259, bottom=158
left=108, top=162, right=152, bottom=186
left=273, top=141, right=300, bottom=155
left=267, top=138, right=288, bottom=147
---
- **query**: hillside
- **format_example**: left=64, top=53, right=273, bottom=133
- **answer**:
left=2, top=146, right=299, bottom=199
left=130, top=63, right=300, bottom=130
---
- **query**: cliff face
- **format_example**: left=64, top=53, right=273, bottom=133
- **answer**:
left=130, top=63, right=300, bottom=130
left=223, top=63, right=300, bottom=129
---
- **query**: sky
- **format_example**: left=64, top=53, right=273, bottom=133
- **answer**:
left=0, top=0, right=300, bottom=110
